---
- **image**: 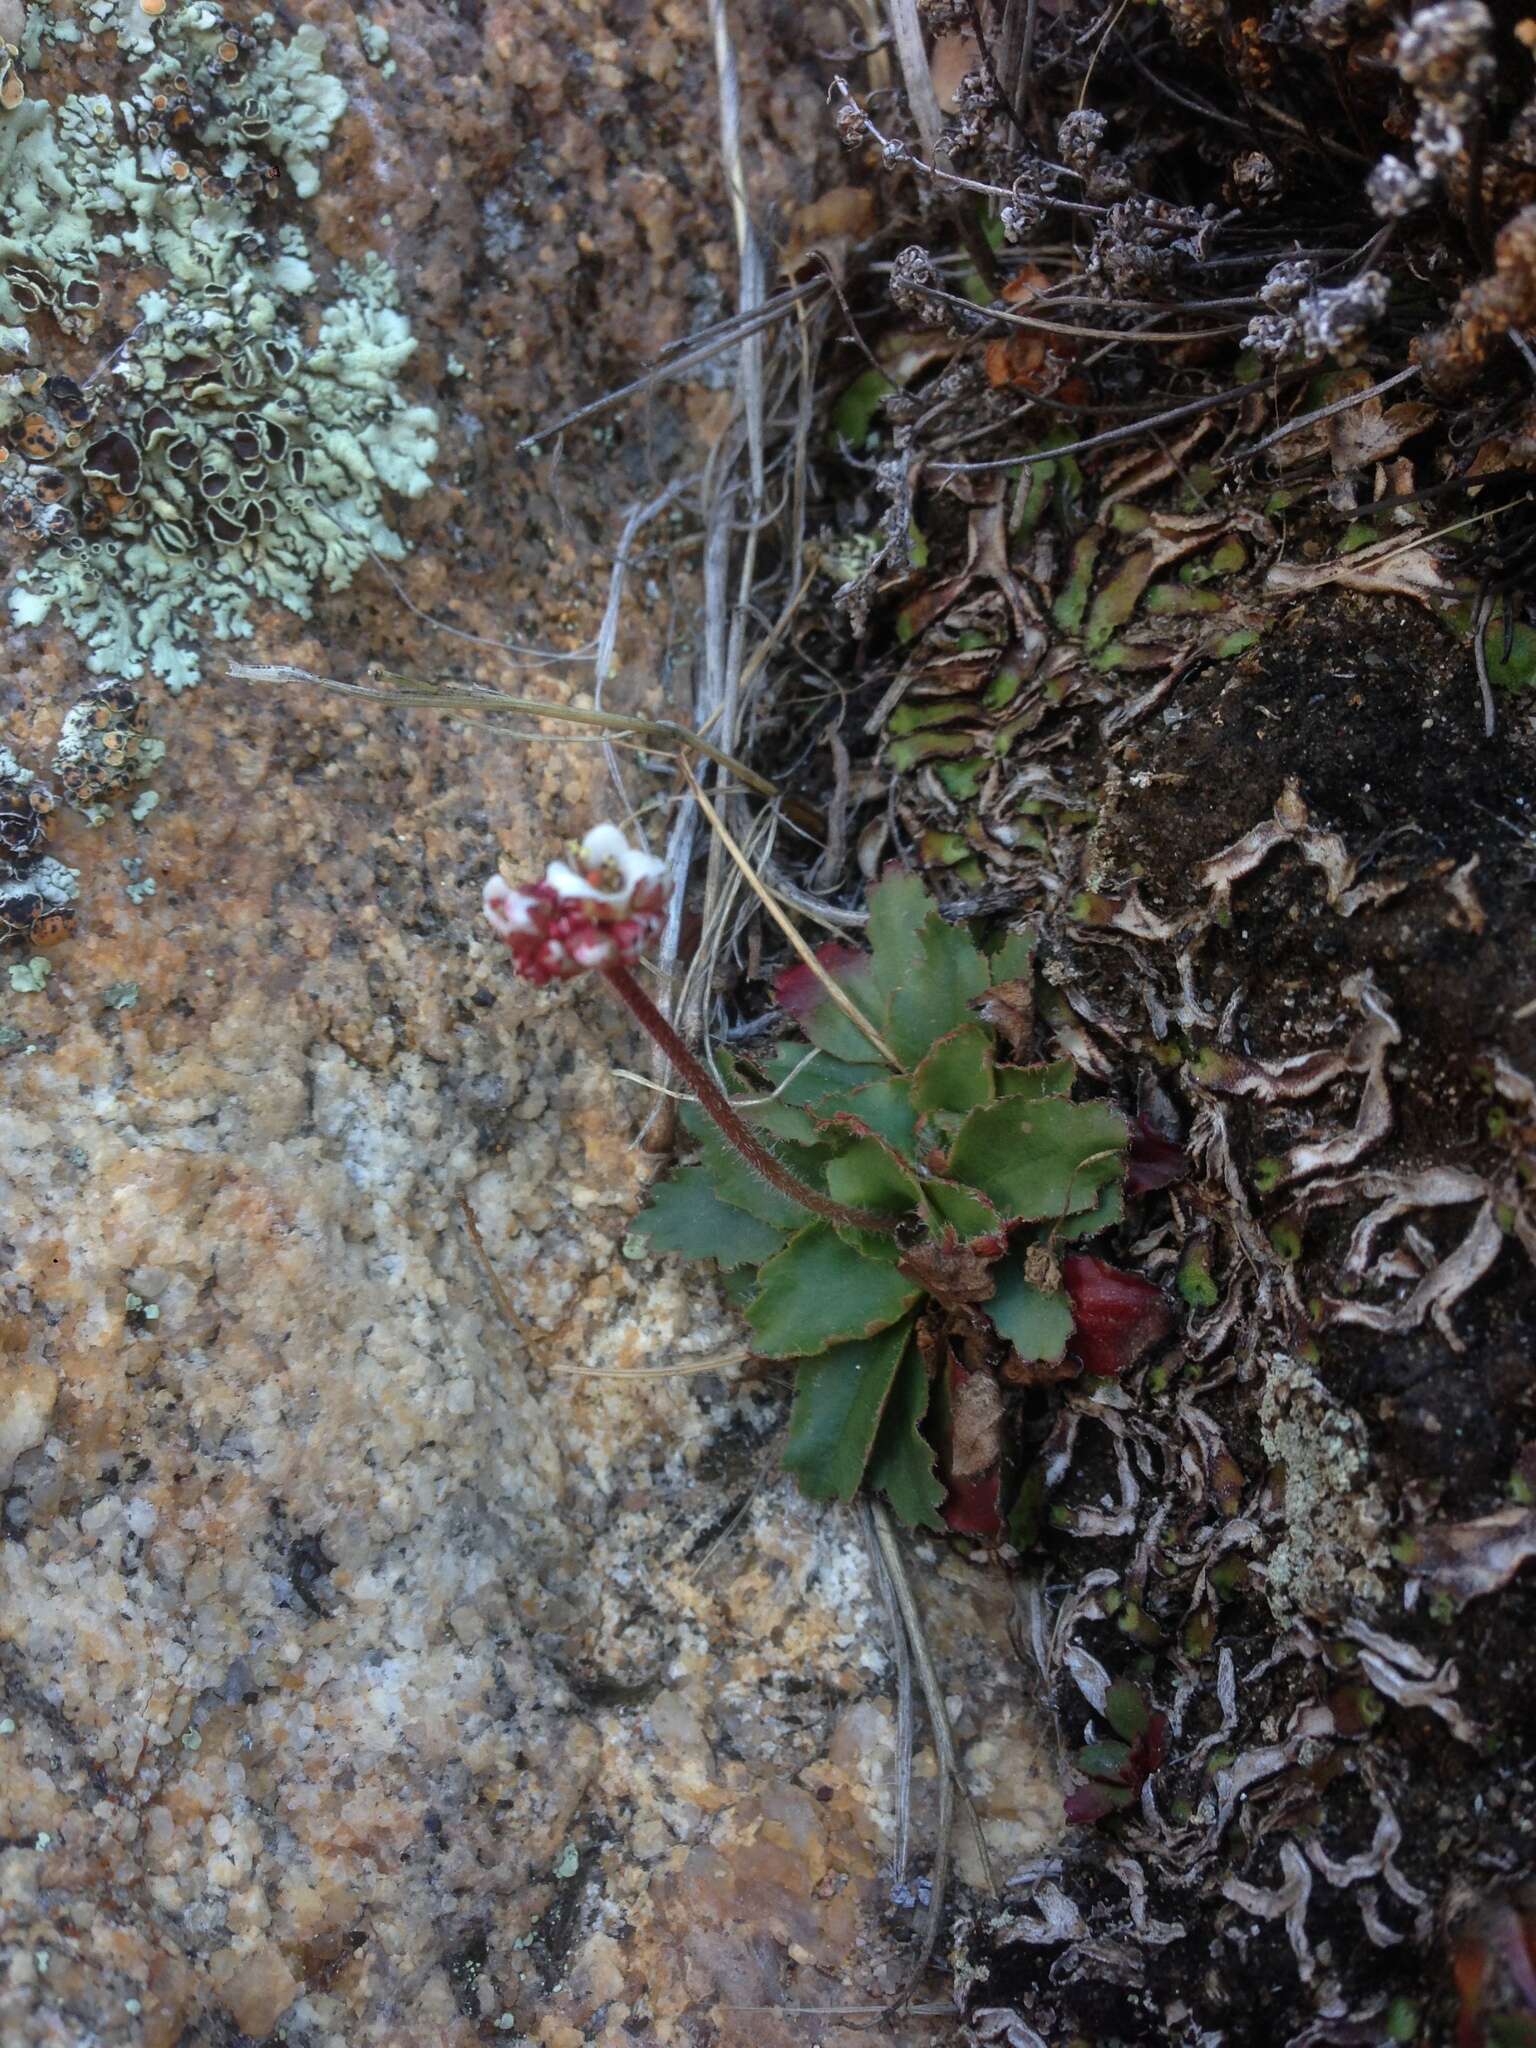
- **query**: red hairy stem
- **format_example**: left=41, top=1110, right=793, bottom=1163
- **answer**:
left=600, top=961, right=900, bottom=1238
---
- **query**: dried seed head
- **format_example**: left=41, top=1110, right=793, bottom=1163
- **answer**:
left=1258, top=257, right=1317, bottom=309
left=833, top=99, right=866, bottom=148
left=889, top=244, right=939, bottom=317
left=1367, top=155, right=1431, bottom=219
left=1244, top=311, right=1299, bottom=359
left=1395, top=0, right=1493, bottom=101
left=1231, top=151, right=1280, bottom=204
left=1294, top=270, right=1390, bottom=357
left=1056, top=109, right=1107, bottom=173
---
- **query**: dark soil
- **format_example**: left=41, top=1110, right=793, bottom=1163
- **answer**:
left=951, top=593, right=1536, bottom=2044
left=1091, top=592, right=1536, bottom=1517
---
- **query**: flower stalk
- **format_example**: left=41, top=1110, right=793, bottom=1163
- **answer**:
left=600, top=961, right=900, bottom=1238
left=484, top=822, right=899, bottom=1238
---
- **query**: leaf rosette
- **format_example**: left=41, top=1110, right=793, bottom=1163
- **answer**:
left=630, top=869, right=1177, bottom=1532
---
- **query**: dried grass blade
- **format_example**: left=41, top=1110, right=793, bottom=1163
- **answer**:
left=228, top=661, right=782, bottom=802
left=539, top=1349, right=750, bottom=1380
left=515, top=283, right=824, bottom=449
left=680, top=759, right=902, bottom=1067
left=888, top=0, right=945, bottom=159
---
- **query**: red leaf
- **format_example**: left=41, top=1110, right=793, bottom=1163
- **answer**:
left=1125, top=1113, right=1185, bottom=1195
left=943, top=1467, right=1003, bottom=1536
left=1062, top=1254, right=1173, bottom=1377
left=774, top=942, right=871, bottom=1018
left=1454, top=1938, right=1491, bottom=2048
left=1129, top=1711, right=1170, bottom=1780
left=1064, top=1780, right=1135, bottom=1825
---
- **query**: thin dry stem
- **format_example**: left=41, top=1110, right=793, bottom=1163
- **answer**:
left=458, top=1192, right=548, bottom=1352
left=868, top=1504, right=917, bottom=1884
left=888, top=0, right=946, bottom=160
left=680, top=759, right=903, bottom=1066
left=515, top=281, right=826, bottom=449
left=227, top=661, right=782, bottom=802
left=602, top=960, right=901, bottom=1235
left=866, top=1500, right=957, bottom=2000
left=1219, top=363, right=1422, bottom=468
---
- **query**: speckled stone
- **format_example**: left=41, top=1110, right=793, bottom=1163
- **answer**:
left=0, top=5, right=1058, bottom=2043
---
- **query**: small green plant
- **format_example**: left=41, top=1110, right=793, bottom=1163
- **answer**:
left=1063, top=1678, right=1169, bottom=1825
left=484, top=827, right=1173, bottom=1532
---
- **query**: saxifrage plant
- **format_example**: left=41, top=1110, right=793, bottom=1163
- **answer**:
left=484, top=824, right=1172, bottom=1535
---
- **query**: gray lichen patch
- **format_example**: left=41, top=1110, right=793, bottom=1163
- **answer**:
left=1, top=4, right=436, bottom=691
left=49, top=678, right=163, bottom=813
left=1259, top=1351, right=1391, bottom=1621
left=1, top=752, right=76, bottom=948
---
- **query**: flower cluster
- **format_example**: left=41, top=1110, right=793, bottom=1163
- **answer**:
left=483, top=823, right=668, bottom=985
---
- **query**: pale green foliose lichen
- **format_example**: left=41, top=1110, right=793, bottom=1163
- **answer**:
left=356, top=16, right=391, bottom=69
left=8, top=956, right=50, bottom=991
left=1, top=4, right=436, bottom=691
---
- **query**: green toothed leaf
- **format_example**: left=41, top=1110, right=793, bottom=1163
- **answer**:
left=912, top=1023, right=996, bottom=1117
left=632, top=1167, right=789, bottom=1270
left=920, top=1178, right=1006, bottom=1243
left=823, top=1136, right=922, bottom=1218
left=746, top=1223, right=922, bottom=1358
left=995, top=1059, right=1076, bottom=1099
left=987, top=930, right=1036, bottom=983
left=866, top=869, right=932, bottom=997
left=1054, top=1180, right=1125, bottom=1242
left=885, top=919, right=991, bottom=1069
left=948, top=1095, right=1128, bottom=1223
left=836, top=1075, right=920, bottom=1156
left=866, top=1340, right=944, bottom=1529
left=782, top=1315, right=917, bottom=1502
left=861, top=871, right=992, bottom=1067
left=744, top=1095, right=825, bottom=1145
left=752, top=1042, right=885, bottom=1109
left=987, top=1260, right=1074, bottom=1362
left=798, top=953, right=890, bottom=1065
left=713, top=1055, right=827, bottom=1145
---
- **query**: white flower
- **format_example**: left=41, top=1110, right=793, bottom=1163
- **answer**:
left=482, top=824, right=669, bottom=986
left=482, top=874, right=541, bottom=936
left=543, top=822, right=666, bottom=907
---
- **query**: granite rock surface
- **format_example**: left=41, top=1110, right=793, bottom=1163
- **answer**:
left=0, top=3, right=1058, bottom=2043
